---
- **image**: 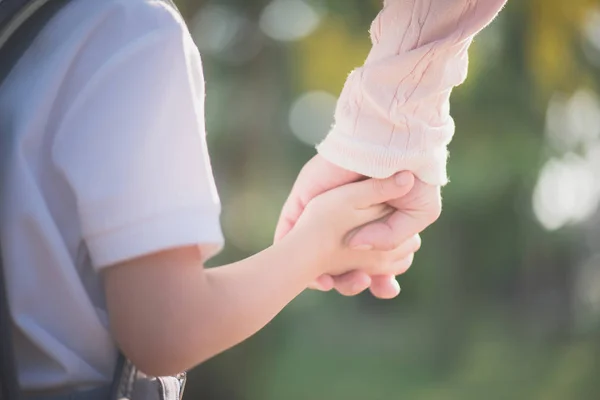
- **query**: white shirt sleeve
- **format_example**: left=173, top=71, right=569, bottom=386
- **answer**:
left=52, top=3, right=224, bottom=269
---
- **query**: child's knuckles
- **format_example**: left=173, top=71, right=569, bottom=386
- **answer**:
left=392, top=254, right=415, bottom=275
left=367, top=251, right=396, bottom=273
left=384, top=252, right=398, bottom=269
left=388, top=234, right=421, bottom=255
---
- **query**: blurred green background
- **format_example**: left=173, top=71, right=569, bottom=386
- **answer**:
left=174, top=0, right=600, bottom=398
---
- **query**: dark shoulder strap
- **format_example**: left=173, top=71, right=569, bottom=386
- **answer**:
left=0, top=0, right=71, bottom=87
left=0, top=258, right=18, bottom=400
left=0, top=1, right=72, bottom=399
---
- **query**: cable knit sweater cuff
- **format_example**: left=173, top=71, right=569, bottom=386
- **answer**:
left=317, top=131, right=449, bottom=186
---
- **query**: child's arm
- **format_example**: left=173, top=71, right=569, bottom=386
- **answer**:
left=103, top=237, right=319, bottom=378
left=103, top=173, right=414, bottom=377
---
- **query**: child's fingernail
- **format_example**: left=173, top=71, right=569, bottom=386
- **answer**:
left=352, top=282, right=366, bottom=293
left=392, top=279, right=401, bottom=294
left=396, top=172, right=412, bottom=186
left=352, top=244, right=373, bottom=251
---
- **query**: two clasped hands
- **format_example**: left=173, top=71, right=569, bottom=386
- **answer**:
left=275, top=154, right=442, bottom=299
left=271, top=0, right=510, bottom=299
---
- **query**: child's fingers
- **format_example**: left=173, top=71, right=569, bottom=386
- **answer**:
left=391, top=253, right=415, bottom=275
left=307, top=274, right=335, bottom=291
left=344, top=254, right=413, bottom=299
left=347, top=247, right=416, bottom=276
left=363, top=254, right=414, bottom=278
left=372, top=253, right=415, bottom=276
left=400, top=234, right=422, bottom=256
left=336, top=171, right=415, bottom=210
left=325, top=271, right=372, bottom=297
left=390, top=234, right=421, bottom=259
left=369, top=275, right=401, bottom=299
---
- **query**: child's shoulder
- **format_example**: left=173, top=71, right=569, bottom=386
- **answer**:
left=104, top=0, right=185, bottom=32
left=59, top=0, right=186, bottom=42
left=36, top=0, right=190, bottom=99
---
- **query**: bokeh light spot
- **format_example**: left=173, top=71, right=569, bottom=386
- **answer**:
left=289, top=91, right=337, bottom=146
left=260, top=0, right=322, bottom=42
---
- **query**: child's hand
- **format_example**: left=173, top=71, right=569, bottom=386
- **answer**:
left=292, top=171, right=417, bottom=278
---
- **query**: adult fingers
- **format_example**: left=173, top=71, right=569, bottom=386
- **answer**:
left=337, top=172, right=414, bottom=210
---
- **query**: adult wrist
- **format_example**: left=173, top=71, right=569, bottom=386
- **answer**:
left=317, top=133, right=449, bottom=186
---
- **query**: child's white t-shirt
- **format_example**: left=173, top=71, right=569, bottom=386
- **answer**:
left=0, top=0, right=224, bottom=390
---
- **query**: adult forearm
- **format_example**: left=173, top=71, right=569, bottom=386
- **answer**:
left=317, top=0, right=507, bottom=185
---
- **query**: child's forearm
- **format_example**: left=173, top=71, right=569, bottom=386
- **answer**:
left=106, top=232, right=320, bottom=376
left=191, top=239, right=321, bottom=363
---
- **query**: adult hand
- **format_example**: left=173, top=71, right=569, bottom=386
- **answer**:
left=274, top=154, right=442, bottom=299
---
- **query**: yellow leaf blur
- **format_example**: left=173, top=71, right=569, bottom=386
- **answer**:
left=291, top=16, right=372, bottom=95
left=527, top=0, right=597, bottom=94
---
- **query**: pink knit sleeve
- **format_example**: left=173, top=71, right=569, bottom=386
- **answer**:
left=317, top=0, right=507, bottom=185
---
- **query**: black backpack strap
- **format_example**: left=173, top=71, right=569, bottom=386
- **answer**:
left=0, top=0, right=71, bottom=87
left=0, top=252, right=19, bottom=400
left=0, top=1, right=72, bottom=399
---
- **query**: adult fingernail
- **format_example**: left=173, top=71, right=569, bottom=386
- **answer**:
left=352, top=244, right=373, bottom=251
left=395, top=172, right=412, bottom=186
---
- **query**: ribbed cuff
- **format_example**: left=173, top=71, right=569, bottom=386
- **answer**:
left=316, top=132, right=449, bottom=186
